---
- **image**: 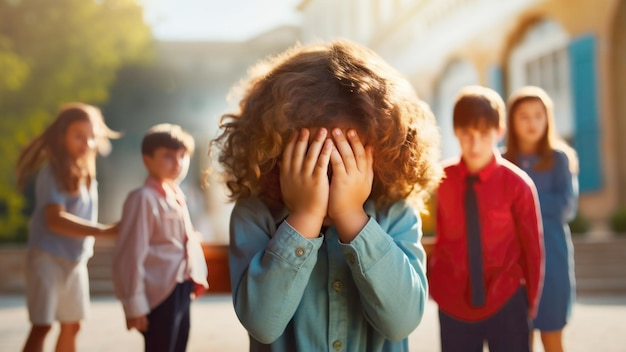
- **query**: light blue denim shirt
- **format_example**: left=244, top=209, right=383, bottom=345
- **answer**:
left=229, top=196, right=428, bottom=352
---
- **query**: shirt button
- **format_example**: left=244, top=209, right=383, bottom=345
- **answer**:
left=347, top=254, right=356, bottom=264
left=295, top=247, right=305, bottom=257
left=333, top=340, right=343, bottom=351
left=332, top=280, right=343, bottom=292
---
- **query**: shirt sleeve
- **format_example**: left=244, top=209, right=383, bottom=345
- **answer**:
left=112, top=191, right=153, bottom=318
left=339, top=201, right=427, bottom=341
left=36, top=167, right=66, bottom=208
left=229, top=197, right=323, bottom=344
left=537, top=151, right=579, bottom=223
left=513, top=179, right=545, bottom=318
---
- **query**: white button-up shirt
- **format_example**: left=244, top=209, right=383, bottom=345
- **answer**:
left=112, top=177, right=208, bottom=318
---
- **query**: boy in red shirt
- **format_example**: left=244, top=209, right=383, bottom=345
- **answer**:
left=428, top=85, right=544, bottom=352
left=113, top=124, right=209, bottom=352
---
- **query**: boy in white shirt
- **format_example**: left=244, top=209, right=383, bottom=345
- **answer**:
left=112, top=123, right=209, bottom=352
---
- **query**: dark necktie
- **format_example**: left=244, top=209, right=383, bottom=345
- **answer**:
left=465, top=175, right=485, bottom=307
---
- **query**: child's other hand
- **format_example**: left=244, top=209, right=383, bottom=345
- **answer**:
left=281, top=128, right=332, bottom=238
left=328, top=128, right=373, bottom=242
left=126, top=315, right=148, bottom=332
left=100, top=222, right=119, bottom=237
left=192, top=282, right=207, bottom=299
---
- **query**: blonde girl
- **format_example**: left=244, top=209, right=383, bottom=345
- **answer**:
left=212, top=39, right=442, bottom=351
left=16, top=102, right=119, bottom=352
left=504, top=86, right=579, bottom=352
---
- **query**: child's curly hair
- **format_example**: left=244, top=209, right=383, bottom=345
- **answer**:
left=211, top=39, right=442, bottom=211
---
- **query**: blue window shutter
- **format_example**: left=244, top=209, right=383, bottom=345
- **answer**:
left=568, top=34, right=602, bottom=192
left=488, top=65, right=504, bottom=99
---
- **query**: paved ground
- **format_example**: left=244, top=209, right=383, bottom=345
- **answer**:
left=1, top=294, right=625, bottom=351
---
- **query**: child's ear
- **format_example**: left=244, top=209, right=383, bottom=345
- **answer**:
left=142, top=154, right=152, bottom=167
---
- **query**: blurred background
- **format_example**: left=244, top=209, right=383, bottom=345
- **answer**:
left=1, top=0, right=625, bottom=293
left=2, top=3, right=626, bottom=351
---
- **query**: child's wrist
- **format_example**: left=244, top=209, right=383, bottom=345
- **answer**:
left=285, top=213, right=325, bottom=239
left=333, top=210, right=369, bottom=243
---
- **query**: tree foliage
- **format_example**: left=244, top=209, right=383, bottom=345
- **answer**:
left=0, top=0, right=154, bottom=242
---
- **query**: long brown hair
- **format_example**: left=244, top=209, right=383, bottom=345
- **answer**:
left=211, top=39, right=442, bottom=211
left=16, top=102, right=119, bottom=193
left=505, top=86, right=578, bottom=173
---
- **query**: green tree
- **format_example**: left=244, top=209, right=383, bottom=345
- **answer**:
left=0, top=0, right=154, bottom=242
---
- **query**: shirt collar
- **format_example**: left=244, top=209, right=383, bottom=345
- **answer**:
left=145, top=176, right=186, bottom=203
left=459, top=150, right=502, bottom=182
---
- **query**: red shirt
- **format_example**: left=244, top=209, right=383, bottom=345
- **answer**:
left=428, top=154, right=544, bottom=321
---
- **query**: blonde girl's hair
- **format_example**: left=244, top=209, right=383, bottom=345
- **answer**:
left=505, top=85, right=579, bottom=173
left=16, top=102, right=120, bottom=193
left=211, top=39, right=442, bottom=211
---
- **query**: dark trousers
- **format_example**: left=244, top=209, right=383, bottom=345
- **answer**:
left=143, top=281, right=193, bottom=352
left=439, top=288, right=531, bottom=352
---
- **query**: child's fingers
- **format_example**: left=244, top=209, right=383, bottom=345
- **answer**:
left=282, top=129, right=309, bottom=174
left=331, top=128, right=356, bottom=172
left=303, top=128, right=328, bottom=174
left=365, top=145, right=374, bottom=181
left=280, top=131, right=298, bottom=173
left=291, top=128, right=310, bottom=172
left=346, top=129, right=368, bottom=171
left=312, top=138, right=333, bottom=178
left=329, top=143, right=345, bottom=176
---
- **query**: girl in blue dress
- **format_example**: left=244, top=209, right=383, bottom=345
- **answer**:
left=504, top=86, right=579, bottom=352
left=16, top=103, right=119, bottom=352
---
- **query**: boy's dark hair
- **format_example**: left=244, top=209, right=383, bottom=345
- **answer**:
left=142, top=123, right=195, bottom=156
left=453, top=85, right=505, bottom=130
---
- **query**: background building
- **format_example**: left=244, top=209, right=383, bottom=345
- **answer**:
left=98, top=25, right=301, bottom=243
left=97, top=0, right=626, bottom=242
left=2, top=0, right=625, bottom=296
left=298, top=0, right=626, bottom=233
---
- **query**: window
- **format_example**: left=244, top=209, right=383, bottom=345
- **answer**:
left=434, top=60, right=480, bottom=160
left=509, top=20, right=573, bottom=139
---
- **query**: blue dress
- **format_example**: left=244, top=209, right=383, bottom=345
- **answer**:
left=517, top=150, right=578, bottom=331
